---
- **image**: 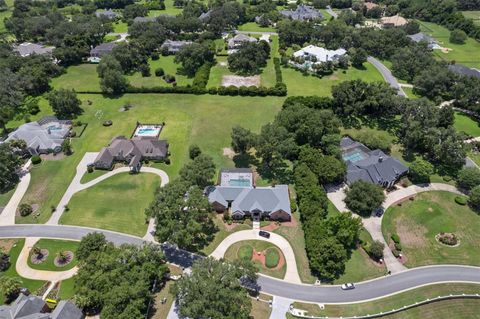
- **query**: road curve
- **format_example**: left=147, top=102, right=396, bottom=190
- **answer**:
left=367, top=56, right=407, bottom=97
left=2, top=225, right=480, bottom=303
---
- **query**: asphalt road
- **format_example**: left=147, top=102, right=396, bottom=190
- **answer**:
left=2, top=225, right=480, bottom=303
left=367, top=56, right=407, bottom=97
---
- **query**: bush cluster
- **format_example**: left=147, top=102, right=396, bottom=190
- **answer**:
left=438, top=233, right=458, bottom=246
left=455, top=196, right=467, bottom=205
left=31, top=155, right=41, bottom=165
left=192, top=62, right=213, bottom=89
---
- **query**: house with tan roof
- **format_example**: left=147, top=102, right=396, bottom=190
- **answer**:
left=380, top=14, right=407, bottom=28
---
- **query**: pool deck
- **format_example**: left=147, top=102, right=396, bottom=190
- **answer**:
left=130, top=122, right=164, bottom=139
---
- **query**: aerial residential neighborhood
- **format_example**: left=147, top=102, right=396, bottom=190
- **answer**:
left=0, top=0, right=480, bottom=318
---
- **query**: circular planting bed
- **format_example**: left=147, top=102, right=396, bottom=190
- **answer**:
left=265, top=248, right=280, bottom=268
left=237, top=245, right=253, bottom=261
left=53, top=251, right=75, bottom=267
left=436, top=232, right=460, bottom=247
left=30, top=249, right=49, bottom=264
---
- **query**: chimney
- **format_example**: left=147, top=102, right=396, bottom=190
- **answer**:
left=379, top=156, right=383, bottom=162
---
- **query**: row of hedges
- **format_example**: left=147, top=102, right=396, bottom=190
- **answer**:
left=192, top=62, right=214, bottom=89
left=273, top=57, right=283, bottom=84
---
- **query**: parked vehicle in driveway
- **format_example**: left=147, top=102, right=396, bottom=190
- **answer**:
left=373, top=207, right=384, bottom=217
left=259, top=230, right=270, bottom=238
left=341, top=283, right=355, bottom=290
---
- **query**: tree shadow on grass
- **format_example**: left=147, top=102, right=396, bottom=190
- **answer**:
left=233, top=153, right=259, bottom=168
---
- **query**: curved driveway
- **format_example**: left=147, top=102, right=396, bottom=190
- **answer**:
left=367, top=56, right=407, bottom=97
left=1, top=224, right=479, bottom=303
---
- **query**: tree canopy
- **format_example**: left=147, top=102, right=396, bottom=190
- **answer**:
left=0, top=143, right=22, bottom=193
left=345, top=180, right=385, bottom=216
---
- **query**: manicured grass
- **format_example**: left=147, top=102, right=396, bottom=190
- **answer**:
left=150, top=280, right=175, bottom=319
left=383, top=191, right=480, bottom=267
left=0, top=186, right=16, bottom=208
left=0, top=239, right=45, bottom=304
left=402, top=87, right=421, bottom=99
left=264, top=247, right=280, bottom=268
left=237, top=22, right=276, bottom=32
left=208, top=56, right=235, bottom=88
left=461, top=11, right=480, bottom=26
left=224, top=240, right=286, bottom=279
left=27, top=239, right=79, bottom=271
left=60, top=172, right=160, bottom=236
left=127, top=56, right=192, bottom=88
left=113, top=21, right=129, bottom=33
left=151, top=0, right=183, bottom=16
left=0, top=0, right=14, bottom=33
left=201, top=216, right=251, bottom=255
left=79, top=168, right=109, bottom=184
left=238, top=244, right=253, bottom=260
left=468, top=150, right=480, bottom=167
left=260, top=35, right=279, bottom=87
left=282, top=62, right=384, bottom=96
left=51, top=64, right=101, bottom=92
left=454, top=112, right=480, bottom=137
left=58, top=277, right=76, bottom=300
left=418, top=21, right=480, bottom=69
left=14, top=94, right=282, bottom=224
left=250, top=298, right=272, bottom=319
left=293, top=283, right=480, bottom=318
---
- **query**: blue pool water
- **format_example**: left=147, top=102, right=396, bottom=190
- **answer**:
left=343, top=152, right=365, bottom=163
left=48, top=125, right=62, bottom=131
left=138, top=128, right=156, bottom=134
left=228, top=178, right=251, bottom=187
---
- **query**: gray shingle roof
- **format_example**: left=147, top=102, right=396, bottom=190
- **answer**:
left=133, top=16, right=157, bottom=23
left=0, top=294, right=83, bottom=319
left=13, top=43, right=54, bottom=57
left=50, top=301, right=84, bottom=319
left=160, top=40, right=192, bottom=53
left=90, top=42, right=117, bottom=58
left=448, top=64, right=480, bottom=79
left=280, top=5, right=323, bottom=21
left=95, top=9, right=120, bottom=19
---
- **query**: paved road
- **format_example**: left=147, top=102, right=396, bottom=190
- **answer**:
left=326, top=5, right=338, bottom=19
left=2, top=225, right=480, bottom=303
left=367, top=56, right=407, bottom=97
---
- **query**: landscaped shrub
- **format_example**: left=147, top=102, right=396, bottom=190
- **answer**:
left=155, top=67, right=165, bottom=77
left=0, top=251, right=10, bottom=271
left=238, top=245, right=253, bottom=261
left=394, top=242, right=402, bottom=251
left=139, top=64, right=151, bottom=77
left=366, top=240, right=384, bottom=261
left=87, top=165, right=94, bottom=173
left=455, top=196, right=467, bottom=205
left=265, top=248, right=280, bottom=268
left=31, top=155, right=41, bottom=165
left=151, top=52, right=159, bottom=60
left=273, top=57, right=283, bottom=84
left=392, top=249, right=400, bottom=258
left=19, top=203, right=33, bottom=217
left=438, top=232, right=458, bottom=246
left=164, top=74, right=176, bottom=83
left=391, top=234, right=401, bottom=244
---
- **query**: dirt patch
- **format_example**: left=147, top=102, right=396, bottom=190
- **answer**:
left=251, top=248, right=285, bottom=271
left=328, top=74, right=339, bottom=81
left=223, top=147, right=235, bottom=159
left=30, top=249, right=49, bottom=264
left=221, top=75, right=260, bottom=87
left=40, top=153, right=66, bottom=161
left=427, top=207, right=434, bottom=213
left=54, top=251, right=74, bottom=267
left=395, top=215, right=428, bottom=248
left=0, top=239, right=17, bottom=253
left=219, top=61, right=228, bottom=67
left=261, top=218, right=298, bottom=232
left=441, top=47, right=452, bottom=54
left=216, top=214, right=244, bottom=231
left=261, top=222, right=279, bottom=232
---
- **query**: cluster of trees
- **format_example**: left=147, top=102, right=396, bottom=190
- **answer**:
left=47, top=89, right=83, bottom=119
left=146, top=151, right=217, bottom=251
left=344, top=180, right=385, bottom=216
left=73, top=233, right=169, bottom=318
left=0, top=143, right=22, bottom=194
left=228, top=40, right=270, bottom=75
left=455, top=166, right=480, bottom=211
left=173, top=257, right=257, bottom=319
left=175, top=41, right=215, bottom=76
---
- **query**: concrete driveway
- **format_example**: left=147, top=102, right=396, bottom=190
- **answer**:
left=0, top=160, right=31, bottom=226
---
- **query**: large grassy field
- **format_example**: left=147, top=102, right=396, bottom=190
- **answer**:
left=127, top=56, right=193, bottom=88
left=282, top=62, right=384, bottom=96
left=382, top=191, right=480, bottom=267
left=454, top=112, right=480, bottom=137
left=51, top=64, right=101, bottom=92
left=27, top=239, right=79, bottom=271
left=60, top=172, right=161, bottom=236
left=291, top=283, right=480, bottom=318
left=0, top=239, right=45, bottom=304
left=418, top=21, right=480, bottom=69
left=462, top=11, right=480, bottom=26
left=14, top=94, right=283, bottom=224
left=237, top=22, right=276, bottom=32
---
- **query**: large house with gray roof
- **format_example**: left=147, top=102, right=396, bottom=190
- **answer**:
left=280, top=5, right=323, bottom=21
left=95, top=9, right=120, bottom=19
left=13, top=43, right=54, bottom=57
left=206, top=172, right=291, bottom=221
left=407, top=32, right=440, bottom=50
left=4, top=116, right=71, bottom=155
left=93, top=136, right=169, bottom=172
left=448, top=64, right=480, bottom=79
left=160, top=40, right=192, bottom=54
left=341, top=137, right=408, bottom=188
left=88, top=42, right=117, bottom=63
left=0, top=293, right=83, bottom=319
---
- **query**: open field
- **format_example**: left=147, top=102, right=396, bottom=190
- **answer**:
left=454, top=112, right=480, bottom=137
left=0, top=0, right=14, bottom=33
left=282, top=62, right=384, bottom=96
left=60, top=173, right=160, bottom=236
left=224, top=240, right=286, bottom=279
left=0, top=239, right=45, bottom=304
left=51, top=64, right=101, bottom=92
left=382, top=191, right=480, bottom=268
left=13, top=94, right=282, bottom=224
left=418, top=21, right=480, bottom=69
left=27, top=239, right=79, bottom=271
left=127, top=56, right=193, bottom=87
left=462, top=11, right=480, bottom=26
left=291, top=283, right=480, bottom=318
left=237, top=22, right=276, bottom=32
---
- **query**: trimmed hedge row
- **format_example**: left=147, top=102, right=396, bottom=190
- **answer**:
left=192, top=62, right=213, bottom=88
left=273, top=57, right=283, bottom=84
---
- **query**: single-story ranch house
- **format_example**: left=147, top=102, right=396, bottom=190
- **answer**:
left=280, top=5, right=323, bottom=21
left=93, top=136, right=168, bottom=173
left=407, top=32, right=440, bottom=50
left=228, top=34, right=257, bottom=50
left=380, top=14, right=407, bottom=28
left=206, top=168, right=291, bottom=221
left=4, top=116, right=71, bottom=155
left=161, top=40, right=192, bottom=54
left=341, top=137, right=408, bottom=188
left=291, top=45, right=347, bottom=70
left=13, top=42, right=54, bottom=57
left=95, top=9, right=120, bottom=19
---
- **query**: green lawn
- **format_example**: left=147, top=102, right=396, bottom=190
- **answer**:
left=14, top=94, right=282, bottom=224
left=402, top=87, right=421, bottom=99
left=208, top=56, right=235, bottom=88
left=201, top=216, right=251, bottom=255
left=237, top=22, right=276, bottom=32
left=260, top=35, right=279, bottom=87
left=0, top=239, right=45, bottom=304
left=461, top=11, right=480, bottom=26
left=382, top=191, right=480, bottom=267
left=292, top=283, right=480, bottom=318
left=224, top=240, right=286, bottom=279
left=0, top=186, right=16, bottom=208
left=454, top=112, right=480, bottom=137
left=282, top=62, right=384, bottom=96
left=127, top=56, right=192, bottom=88
left=58, top=277, right=76, bottom=300
left=112, top=21, right=129, bottom=33
left=60, top=172, right=160, bottom=236
left=51, top=64, right=101, bottom=92
left=150, top=0, right=183, bottom=16
left=27, top=239, right=79, bottom=271
left=418, top=21, right=480, bottom=69
left=0, top=0, right=14, bottom=33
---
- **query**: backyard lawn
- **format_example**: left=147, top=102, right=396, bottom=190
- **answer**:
left=282, top=62, right=384, bottom=96
left=51, top=64, right=101, bottom=92
left=292, top=283, right=480, bottom=318
left=60, top=172, right=160, bottom=236
left=0, top=187, right=16, bottom=208
left=224, top=240, right=286, bottom=279
left=112, top=21, right=128, bottom=33
left=454, top=112, right=480, bottom=137
left=15, top=94, right=282, bottom=224
left=237, top=22, right=276, bottom=32
left=0, top=239, right=45, bottom=304
left=461, top=11, right=480, bottom=26
left=127, top=56, right=193, bottom=88
left=27, top=239, right=79, bottom=271
left=418, top=21, right=480, bottom=69
left=382, top=191, right=480, bottom=267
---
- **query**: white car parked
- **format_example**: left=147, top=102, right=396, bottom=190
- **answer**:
left=341, top=283, right=355, bottom=290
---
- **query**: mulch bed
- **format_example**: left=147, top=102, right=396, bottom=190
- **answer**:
left=30, top=249, right=49, bottom=264
left=261, top=216, right=298, bottom=232
left=40, top=153, right=66, bottom=161
left=251, top=248, right=285, bottom=271
left=54, top=251, right=74, bottom=267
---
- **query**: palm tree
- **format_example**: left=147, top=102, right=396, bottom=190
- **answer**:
left=32, top=246, right=43, bottom=259
left=57, top=251, right=69, bottom=264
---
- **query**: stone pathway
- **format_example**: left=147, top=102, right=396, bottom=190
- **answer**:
left=210, top=229, right=301, bottom=284
left=0, top=160, right=32, bottom=226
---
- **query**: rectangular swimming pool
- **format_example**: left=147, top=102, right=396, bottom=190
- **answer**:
left=342, top=151, right=366, bottom=163
left=133, top=125, right=162, bottom=138
left=228, top=178, right=252, bottom=187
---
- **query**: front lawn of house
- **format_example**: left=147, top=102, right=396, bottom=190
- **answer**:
left=27, top=239, right=79, bottom=271
left=60, top=172, right=161, bottom=236
left=382, top=191, right=480, bottom=267
left=454, top=112, right=480, bottom=137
